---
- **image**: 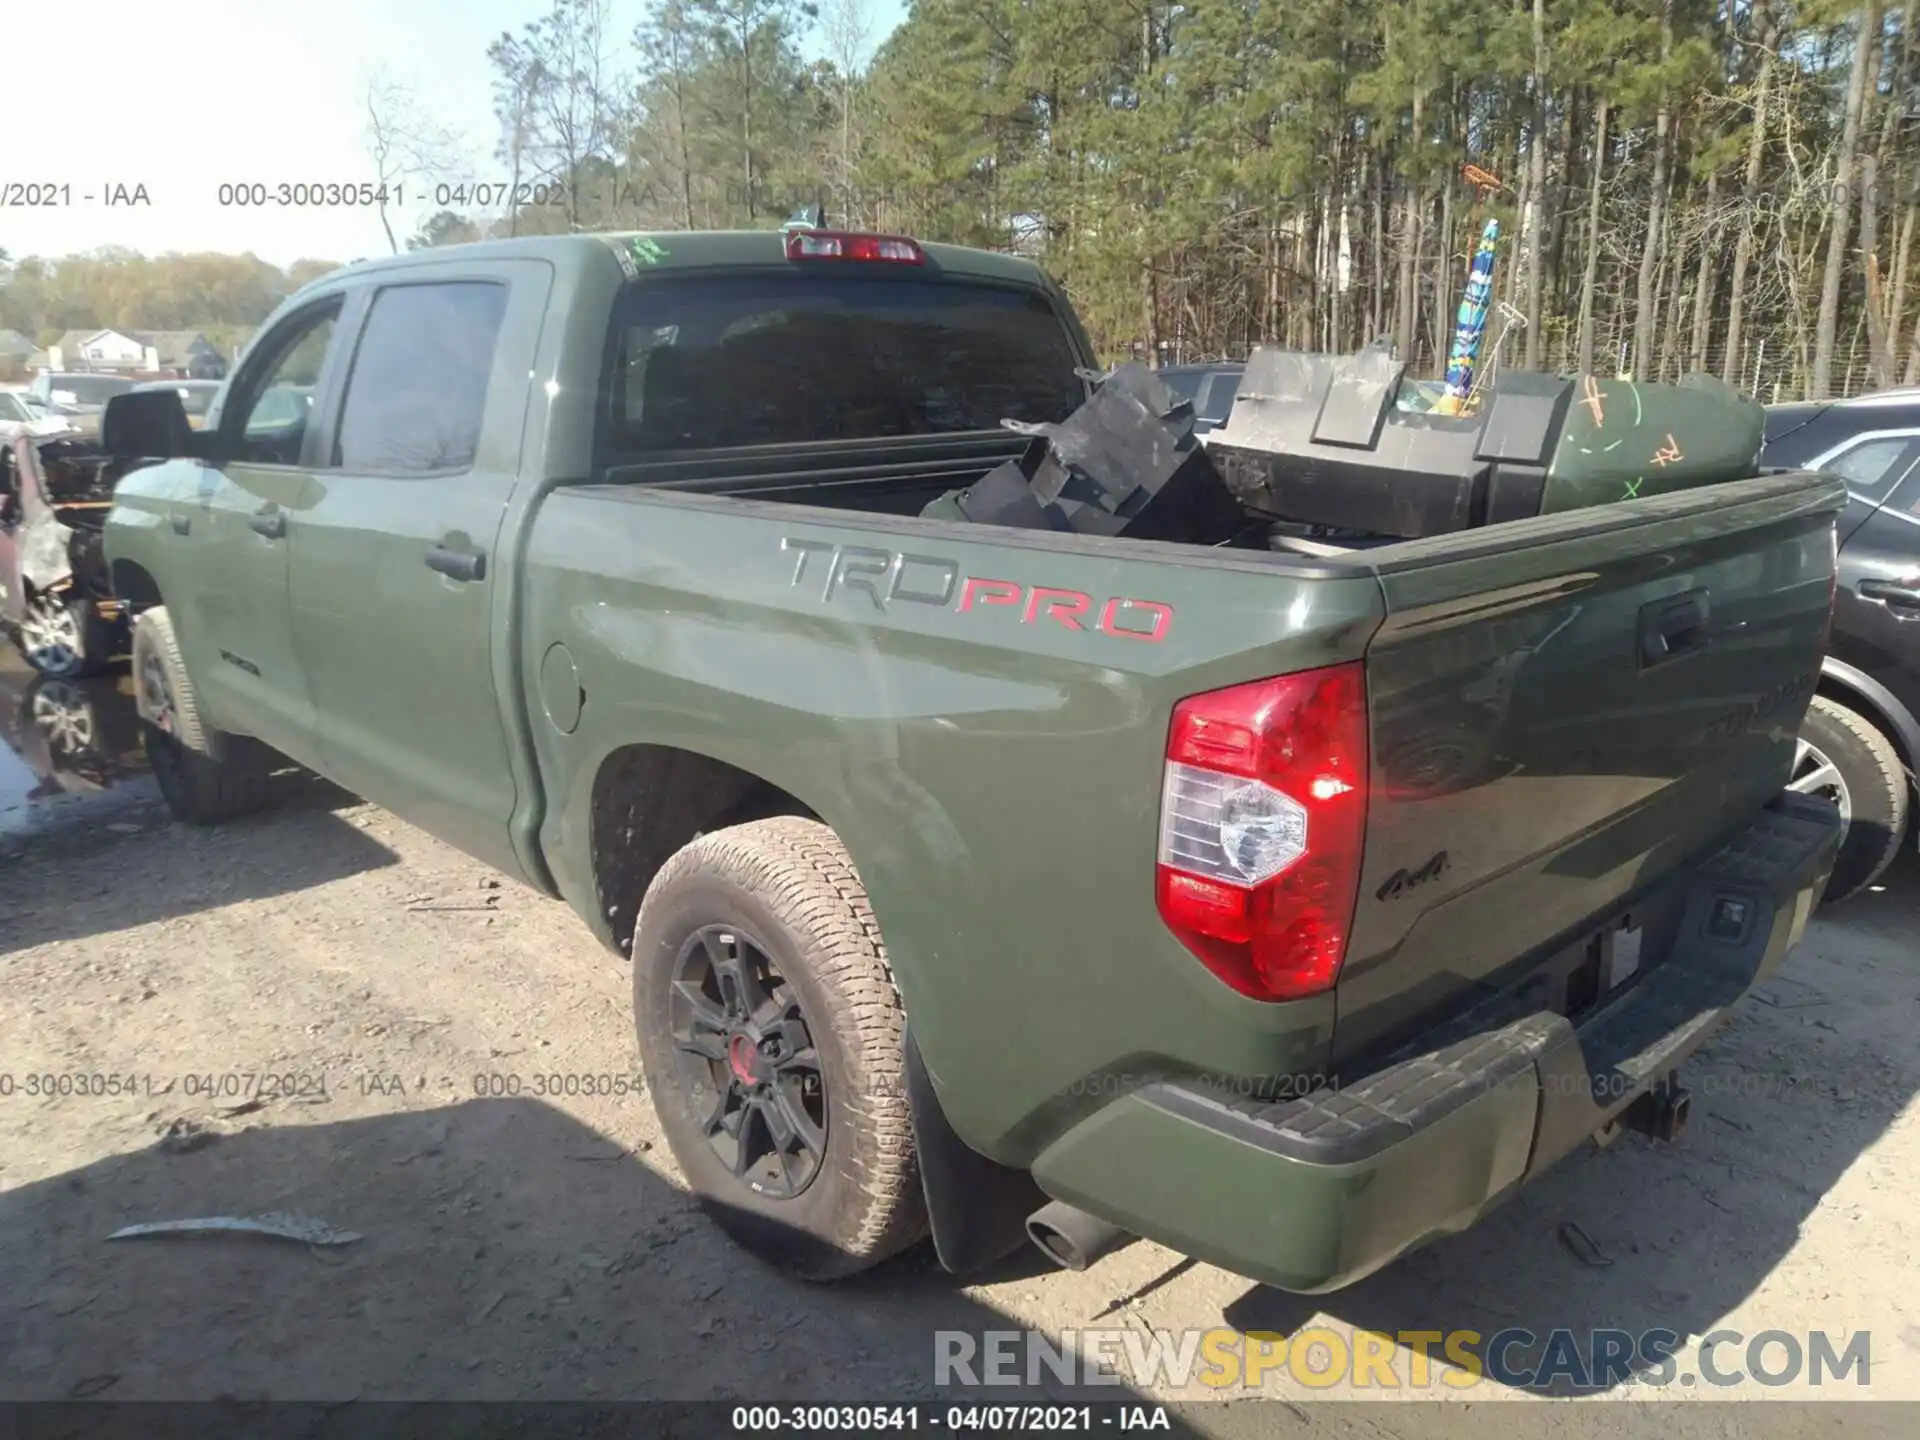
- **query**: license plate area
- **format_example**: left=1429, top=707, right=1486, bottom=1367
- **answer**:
left=1568, top=918, right=1644, bottom=1017
left=1518, top=912, right=1654, bottom=1023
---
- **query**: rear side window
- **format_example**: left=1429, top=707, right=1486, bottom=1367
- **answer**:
left=1824, top=435, right=1920, bottom=502
left=335, top=281, right=507, bottom=473
left=603, top=273, right=1086, bottom=455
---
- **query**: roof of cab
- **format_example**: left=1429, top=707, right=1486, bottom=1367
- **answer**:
left=291, top=230, right=1053, bottom=298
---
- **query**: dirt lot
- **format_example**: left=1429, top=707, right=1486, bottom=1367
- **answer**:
left=1, top=653, right=1916, bottom=1432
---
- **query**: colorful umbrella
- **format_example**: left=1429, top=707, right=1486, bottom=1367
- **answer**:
left=1438, top=217, right=1500, bottom=410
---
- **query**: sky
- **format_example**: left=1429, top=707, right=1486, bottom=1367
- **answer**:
left=5, top=0, right=908, bottom=269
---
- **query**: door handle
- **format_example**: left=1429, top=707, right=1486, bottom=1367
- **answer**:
left=1858, top=578, right=1920, bottom=612
left=249, top=509, right=286, bottom=539
left=1639, top=587, right=1711, bottom=667
left=425, top=543, right=485, bottom=582
left=170, top=514, right=191, bottom=536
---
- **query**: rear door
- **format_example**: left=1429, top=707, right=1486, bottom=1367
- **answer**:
left=1336, top=476, right=1844, bottom=1061
left=287, top=261, right=548, bottom=878
left=1834, top=451, right=1920, bottom=725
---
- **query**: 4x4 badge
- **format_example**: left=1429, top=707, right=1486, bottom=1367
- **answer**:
left=1377, top=851, right=1449, bottom=902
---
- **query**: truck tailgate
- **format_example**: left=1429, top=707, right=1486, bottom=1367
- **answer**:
left=1335, top=472, right=1845, bottom=1062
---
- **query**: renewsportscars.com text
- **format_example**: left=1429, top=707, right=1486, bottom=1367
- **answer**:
left=935, top=1326, right=1873, bottom=1392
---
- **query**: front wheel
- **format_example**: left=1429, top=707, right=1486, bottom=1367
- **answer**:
left=15, top=588, right=110, bottom=679
left=632, top=816, right=926, bottom=1280
left=1791, top=696, right=1910, bottom=905
left=132, top=606, right=272, bottom=825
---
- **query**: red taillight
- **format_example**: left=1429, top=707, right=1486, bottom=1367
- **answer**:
left=1154, top=663, right=1369, bottom=1002
left=783, top=229, right=926, bottom=264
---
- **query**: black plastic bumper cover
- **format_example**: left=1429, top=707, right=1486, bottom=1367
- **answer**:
left=1028, top=790, right=1841, bottom=1293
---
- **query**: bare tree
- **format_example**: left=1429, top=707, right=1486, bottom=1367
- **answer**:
left=821, top=0, right=873, bottom=224
left=1813, top=2, right=1883, bottom=398
left=636, top=0, right=706, bottom=229
left=1884, top=3, right=1917, bottom=380
left=363, top=70, right=465, bottom=255
left=1396, top=89, right=1425, bottom=359
left=1632, top=0, right=1675, bottom=379
left=488, top=0, right=624, bottom=234
left=488, top=36, right=543, bottom=238
left=1723, top=0, right=1777, bottom=387
left=1575, top=98, right=1609, bottom=375
left=1683, top=173, right=1715, bottom=371
left=1522, top=0, right=1549, bottom=369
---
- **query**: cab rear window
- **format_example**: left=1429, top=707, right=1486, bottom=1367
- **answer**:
left=601, top=273, right=1087, bottom=455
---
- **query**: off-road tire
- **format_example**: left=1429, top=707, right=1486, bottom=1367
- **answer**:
left=1799, top=696, right=1909, bottom=905
left=132, top=606, right=272, bottom=825
left=633, top=816, right=926, bottom=1280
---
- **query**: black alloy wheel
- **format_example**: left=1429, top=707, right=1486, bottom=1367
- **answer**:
left=668, top=922, right=829, bottom=1200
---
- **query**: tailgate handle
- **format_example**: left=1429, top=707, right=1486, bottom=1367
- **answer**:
left=1639, top=588, right=1710, bottom=667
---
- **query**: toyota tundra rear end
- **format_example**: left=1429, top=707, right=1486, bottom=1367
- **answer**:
left=1006, top=471, right=1846, bottom=1292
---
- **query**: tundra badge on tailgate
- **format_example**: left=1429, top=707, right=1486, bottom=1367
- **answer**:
left=780, top=537, right=1173, bottom=642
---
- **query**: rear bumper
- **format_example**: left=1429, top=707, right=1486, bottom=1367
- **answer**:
left=1028, top=790, right=1841, bottom=1294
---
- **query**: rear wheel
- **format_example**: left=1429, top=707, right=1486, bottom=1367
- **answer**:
left=16, top=588, right=109, bottom=679
left=1791, top=696, right=1909, bottom=905
left=632, top=816, right=925, bottom=1280
left=132, top=606, right=272, bottom=825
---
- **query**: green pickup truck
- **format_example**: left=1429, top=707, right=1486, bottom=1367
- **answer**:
left=101, top=229, right=1845, bottom=1294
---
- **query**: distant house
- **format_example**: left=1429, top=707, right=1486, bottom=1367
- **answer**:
left=44, top=328, right=226, bottom=380
left=48, top=328, right=146, bottom=372
left=137, top=330, right=226, bottom=379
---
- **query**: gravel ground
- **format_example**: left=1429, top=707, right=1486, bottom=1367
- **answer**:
left=1, top=655, right=1916, bottom=1434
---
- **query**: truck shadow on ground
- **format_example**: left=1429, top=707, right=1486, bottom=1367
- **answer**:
left=1222, top=846, right=1920, bottom=1395
left=0, top=1098, right=1188, bottom=1420
left=0, top=769, right=396, bottom=955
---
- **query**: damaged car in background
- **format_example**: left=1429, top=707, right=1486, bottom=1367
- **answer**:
left=0, top=390, right=75, bottom=443
left=0, top=662, right=144, bottom=802
left=27, top=371, right=135, bottom=423
left=1, top=432, right=134, bottom=678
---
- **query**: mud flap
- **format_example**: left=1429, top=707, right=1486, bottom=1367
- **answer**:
left=903, top=1029, right=1045, bottom=1274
